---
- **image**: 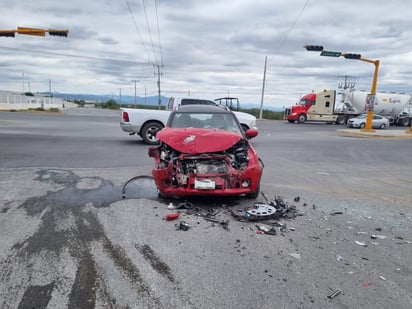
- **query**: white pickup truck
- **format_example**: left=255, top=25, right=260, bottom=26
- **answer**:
left=120, top=96, right=258, bottom=145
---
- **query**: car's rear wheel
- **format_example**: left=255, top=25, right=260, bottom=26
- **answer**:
left=141, top=122, right=163, bottom=145
left=380, top=123, right=386, bottom=129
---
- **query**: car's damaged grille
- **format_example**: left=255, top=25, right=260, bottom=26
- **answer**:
left=182, top=159, right=228, bottom=174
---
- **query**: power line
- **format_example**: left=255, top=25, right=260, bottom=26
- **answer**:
left=154, top=0, right=164, bottom=67
left=0, top=45, right=151, bottom=65
left=141, top=0, right=159, bottom=66
left=268, top=0, right=310, bottom=63
left=125, top=0, right=152, bottom=63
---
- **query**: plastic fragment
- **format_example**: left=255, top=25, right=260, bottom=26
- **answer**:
left=362, top=281, right=372, bottom=287
left=355, top=240, right=367, bottom=246
left=327, top=289, right=341, bottom=299
left=166, top=212, right=180, bottom=221
left=379, top=276, right=386, bottom=281
left=167, top=203, right=175, bottom=210
left=288, top=253, right=301, bottom=259
left=176, top=221, right=190, bottom=231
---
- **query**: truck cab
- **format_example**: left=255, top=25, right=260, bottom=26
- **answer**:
left=284, top=90, right=338, bottom=123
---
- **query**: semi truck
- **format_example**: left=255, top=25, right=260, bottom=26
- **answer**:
left=284, top=89, right=412, bottom=126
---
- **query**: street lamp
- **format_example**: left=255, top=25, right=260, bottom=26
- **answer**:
left=304, top=44, right=379, bottom=132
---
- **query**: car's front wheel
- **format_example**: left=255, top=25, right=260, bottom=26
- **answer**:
left=360, top=123, right=366, bottom=128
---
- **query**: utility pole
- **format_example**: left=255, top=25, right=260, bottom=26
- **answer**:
left=154, top=64, right=162, bottom=109
left=259, top=56, right=267, bottom=120
left=118, top=88, right=122, bottom=104
left=132, top=80, right=139, bottom=106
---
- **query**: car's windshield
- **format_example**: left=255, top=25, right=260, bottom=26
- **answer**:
left=170, top=112, right=242, bottom=134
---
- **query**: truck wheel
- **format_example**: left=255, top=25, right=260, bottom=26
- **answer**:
left=297, top=114, right=306, bottom=124
left=141, top=122, right=163, bottom=145
left=336, top=115, right=345, bottom=125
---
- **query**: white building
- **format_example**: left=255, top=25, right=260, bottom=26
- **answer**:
left=0, top=90, right=77, bottom=110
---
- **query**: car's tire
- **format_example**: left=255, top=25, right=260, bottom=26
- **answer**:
left=247, top=183, right=260, bottom=199
left=380, top=123, right=386, bottom=129
left=360, top=123, right=366, bottom=129
left=141, top=122, right=163, bottom=145
left=297, top=114, right=307, bottom=124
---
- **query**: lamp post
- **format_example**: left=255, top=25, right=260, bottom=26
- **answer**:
left=304, top=45, right=379, bottom=132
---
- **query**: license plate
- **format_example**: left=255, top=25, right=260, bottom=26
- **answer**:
left=194, top=179, right=215, bottom=189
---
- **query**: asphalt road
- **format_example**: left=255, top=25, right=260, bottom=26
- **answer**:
left=0, top=109, right=411, bottom=309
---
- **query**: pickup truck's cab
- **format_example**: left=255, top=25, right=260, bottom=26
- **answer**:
left=121, top=96, right=258, bottom=145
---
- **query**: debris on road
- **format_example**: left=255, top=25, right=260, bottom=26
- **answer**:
left=166, top=212, right=180, bottom=221
left=355, top=240, right=367, bottom=247
left=176, top=221, right=190, bottom=231
left=327, top=289, right=341, bottom=299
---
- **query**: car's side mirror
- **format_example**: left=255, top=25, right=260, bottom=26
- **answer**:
left=245, top=128, right=258, bottom=139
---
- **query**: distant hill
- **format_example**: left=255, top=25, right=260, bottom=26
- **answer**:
left=47, top=92, right=169, bottom=106
left=47, top=92, right=284, bottom=111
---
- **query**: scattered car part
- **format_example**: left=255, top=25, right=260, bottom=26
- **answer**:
left=327, top=289, right=341, bottom=299
left=176, top=221, right=190, bottom=231
left=166, top=213, right=180, bottom=221
left=121, top=175, right=154, bottom=198
left=242, top=203, right=276, bottom=221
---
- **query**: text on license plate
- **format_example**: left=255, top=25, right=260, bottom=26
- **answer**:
left=194, top=179, right=215, bottom=189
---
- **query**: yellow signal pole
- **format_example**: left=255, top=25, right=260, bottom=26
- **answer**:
left=357, top=57, right=380, bottom=132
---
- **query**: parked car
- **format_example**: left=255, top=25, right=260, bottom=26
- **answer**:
left=148, top=105, right=263, bottom=198
left=347, top=114, right=390, bottom=129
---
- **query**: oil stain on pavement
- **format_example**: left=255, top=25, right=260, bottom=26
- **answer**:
left=1, top=168, right=166, bottom=308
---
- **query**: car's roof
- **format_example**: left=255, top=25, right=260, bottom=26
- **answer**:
left=175, top=104, right=231, bottom=113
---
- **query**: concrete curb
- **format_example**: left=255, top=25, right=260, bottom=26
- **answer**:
left=337, top=129, right=412, bottom=139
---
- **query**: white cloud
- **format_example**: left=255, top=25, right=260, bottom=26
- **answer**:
left=0, top=0, right=411, bottom=108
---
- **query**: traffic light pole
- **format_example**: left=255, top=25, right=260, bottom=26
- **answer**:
left=304, top=45, right=379, bottom=132
left=358, top=57, right=380, bottom=132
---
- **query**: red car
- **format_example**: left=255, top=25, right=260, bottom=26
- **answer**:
left=148, top=105, right=263, bottom=198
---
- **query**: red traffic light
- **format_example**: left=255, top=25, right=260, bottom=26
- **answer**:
left=48, top=29, right=68, bottom=37
left=304, top=45, right=324, bottom=51
left=343, top=53, right=361, bottom=59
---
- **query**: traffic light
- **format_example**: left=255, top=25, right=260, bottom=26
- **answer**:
left=0, top=30, right=16, bottom=37
left=48, top=29, right=69, bottom=37
left=304, top=45, right=324, bottom=51
left=343, top=53, right=361, bottom=59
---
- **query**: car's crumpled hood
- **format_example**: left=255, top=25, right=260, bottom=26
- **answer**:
left=157, top=128, right=242, bottom=153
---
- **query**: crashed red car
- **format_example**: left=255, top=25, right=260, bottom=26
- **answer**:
left=148, top=105, right=263, bottom=198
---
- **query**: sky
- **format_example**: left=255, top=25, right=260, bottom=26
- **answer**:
left=0, top=0, right=411, bottom=108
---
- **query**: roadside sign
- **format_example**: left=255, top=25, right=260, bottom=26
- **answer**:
left=320, top=51, right=342, bottom=57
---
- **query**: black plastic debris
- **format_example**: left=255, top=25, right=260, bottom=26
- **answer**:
left=175, top=221, right=190, bottom=231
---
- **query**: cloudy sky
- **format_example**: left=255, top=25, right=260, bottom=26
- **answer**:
left=0, top=0, right=411, bottom=108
